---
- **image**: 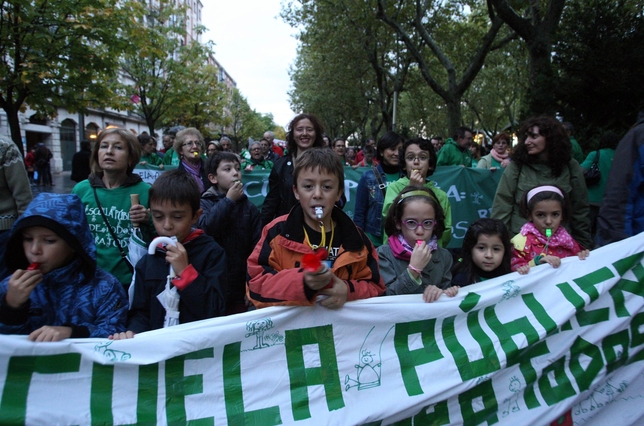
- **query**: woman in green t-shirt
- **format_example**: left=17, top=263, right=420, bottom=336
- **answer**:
left=72, top=128, right=151, bottom=288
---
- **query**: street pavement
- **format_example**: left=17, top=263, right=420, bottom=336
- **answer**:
left=31, top=171, right=77, bottom=196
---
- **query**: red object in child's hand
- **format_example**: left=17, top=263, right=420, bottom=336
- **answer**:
left=27, top=262, right=40, bottom=271
left=302, top=248, right=328, bottom=272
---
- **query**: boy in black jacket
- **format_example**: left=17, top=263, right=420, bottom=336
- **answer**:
left=198, top=153, right=261, bottom=314
left=109, top=170, right=227, bottom=339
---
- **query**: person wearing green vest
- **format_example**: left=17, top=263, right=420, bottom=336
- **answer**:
left=436, top=127, right=474, bottom=167
left=162, top=126, right=185, bottom=166
left=162, top=146, right=180, bottom=166
left=241, top=141, right=274, bottom=171
left=563, top=122, right=584, bottom=164
left=580, top=131, right=619, bottom=241
left=138, top=134, right=163, bottom=167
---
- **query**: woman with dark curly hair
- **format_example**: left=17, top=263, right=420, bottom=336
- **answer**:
left=260, top=113, right=325, bottom=226
left=491, top=116, right=592, bottom=248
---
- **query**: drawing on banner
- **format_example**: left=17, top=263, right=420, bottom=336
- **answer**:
left=345, top=325, right=394, bottom=391
left=502, top=376, right=523, bottom=417
left=575, top=378, right=628, bottom=417
left=244, top=318, right=284, bottom=350
left=598, top=378, right=628, bottom=401
left=501, top=280, right=520, bottom=301
left=470, top=191, right=484, bottom=205
left=475, top=376, right=490, bottom=385
left=94, top=341, right=132, bottom=361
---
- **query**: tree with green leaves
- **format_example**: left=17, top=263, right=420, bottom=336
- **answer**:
left=160, top=58, right=228, bottom=138
left=288, top=41, right=373, bottom=139
left=554, top=0, right=644, bottom=142
left=462, top=36, right=528, bottom=136
left=120, top=1, right=224, bottom=135
left=283, top=0, right=415, bottom=141
left=0, top=0, right=139, bottom=153
left=228, top=89, right=276, bottom=150
left=377, top=0, right=512, bottom=135
left=489, top=0, right=566, bottom=116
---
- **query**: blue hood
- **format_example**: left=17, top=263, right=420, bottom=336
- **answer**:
left=5, top=193, right=96, bottom=279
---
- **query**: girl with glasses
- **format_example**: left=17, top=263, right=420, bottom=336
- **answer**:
left=381, top=138, right=452, bottom=247
left=378, top=186, right=459, bottom=302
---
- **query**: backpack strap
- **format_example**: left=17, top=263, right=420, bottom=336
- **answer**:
left=372, top=165, right=387, bottom=198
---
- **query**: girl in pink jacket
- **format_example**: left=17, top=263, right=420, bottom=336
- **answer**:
left=511, top=185, right=590, bottom=274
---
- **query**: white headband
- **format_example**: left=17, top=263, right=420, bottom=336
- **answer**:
left=527, top=185, right=564, bottom=203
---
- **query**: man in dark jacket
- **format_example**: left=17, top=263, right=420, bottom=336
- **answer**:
left=597, top=110, right=644, bottom=245
left=34, top=143, right=53, bottom=186
left=71, top=140, right=92, bottom=182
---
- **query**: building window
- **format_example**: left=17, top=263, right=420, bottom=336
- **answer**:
left=85, top=122, right=99, bottom=140
left=60, top=119, right=76, bottom=144
left=29, top=114, right=47, bottom=125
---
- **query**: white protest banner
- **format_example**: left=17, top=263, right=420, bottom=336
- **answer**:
left=133, top=165, right=175, bottom=185
left=1, top=235, right=644, bottom=425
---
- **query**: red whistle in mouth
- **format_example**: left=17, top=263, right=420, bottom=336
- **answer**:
left=27, top=262, right=40, bottom=271
left=302, top=248, right=328, bottom=272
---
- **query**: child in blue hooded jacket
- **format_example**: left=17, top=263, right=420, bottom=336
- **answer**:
left=0, top=193, right=128, bottom=341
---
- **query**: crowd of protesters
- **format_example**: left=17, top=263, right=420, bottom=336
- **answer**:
left=0, top=110, right=643, bottom=341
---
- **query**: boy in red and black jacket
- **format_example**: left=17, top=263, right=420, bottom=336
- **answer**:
left=247, top=148, right=384, bottom=309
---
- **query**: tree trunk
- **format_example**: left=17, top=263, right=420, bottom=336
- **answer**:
left=446, top=96, right=463, bottom=137
left=146, top=117, right=156, bottom=136
left=5, top=106, right=24, bottom=156
left=526, top=35, right=557, bottom=116
left=488, top=0, right=566, bottom=117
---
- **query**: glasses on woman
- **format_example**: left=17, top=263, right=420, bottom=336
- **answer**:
left=182, top=140, right=201, bottom=148
left=402, top=219, right=435, bottom=230
left=405, top=155, right=429, bottom=162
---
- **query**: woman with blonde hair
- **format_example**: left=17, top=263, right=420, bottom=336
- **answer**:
left=174, top=127, right=211, bottom=193
left=72, top=127, right=151, bottom=288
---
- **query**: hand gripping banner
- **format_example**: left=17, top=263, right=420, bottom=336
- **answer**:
left=1, top=235, right=643, bottom=425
